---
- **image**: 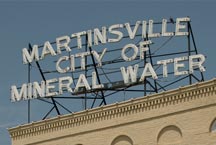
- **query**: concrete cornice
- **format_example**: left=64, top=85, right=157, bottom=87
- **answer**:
left=8, top=78, right=216, bottom=140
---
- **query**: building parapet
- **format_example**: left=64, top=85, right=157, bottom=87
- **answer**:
left=8, top=78, right=216, bottom=140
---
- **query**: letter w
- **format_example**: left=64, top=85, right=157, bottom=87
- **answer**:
left=120, top=64, right=139, bottom=84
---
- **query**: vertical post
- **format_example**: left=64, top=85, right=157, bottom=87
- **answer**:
left=28, top=47, right=31, bottom=123
left=89, top=45, right=107, bottom=106
left=187, top=22, right=192, bottom=84
left=28, top=43, right=61, bottom=116
left=146, top=35, right=158, bottom=93
left=188, top=23, right=204, bottom=81
left=143, top=35, right=158, bottom=96
left=85, top=35, right=88, bottom=110
left=144, top=41, right=147, bottom=96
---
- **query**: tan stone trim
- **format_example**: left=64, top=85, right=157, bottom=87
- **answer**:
left=8, top=78, right=216, bottom=140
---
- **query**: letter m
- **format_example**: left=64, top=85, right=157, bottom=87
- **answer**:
left=22, top=45, right=39, bottom=64
left=11, top=84, right=27, bottom=102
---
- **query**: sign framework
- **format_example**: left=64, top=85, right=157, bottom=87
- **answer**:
left=10, top=17, right=205, bottom=122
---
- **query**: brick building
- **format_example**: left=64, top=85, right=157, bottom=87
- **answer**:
left=8, top=78, right=216, bottom=145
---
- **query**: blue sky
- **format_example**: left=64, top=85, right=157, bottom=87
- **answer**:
left=0, top=1, right=216, bottom=144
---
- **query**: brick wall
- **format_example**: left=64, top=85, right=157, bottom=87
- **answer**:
left=9, top=79, right=216, bottom=145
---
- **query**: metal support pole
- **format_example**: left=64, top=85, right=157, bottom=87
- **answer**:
left=188, top=22, right=192, bottom=84
left=188, top=23, right=205, bottom=81
left=144, top=44, right=147, bottom=96
left=146, top=35, right=158, bottom=93
left=85, top=35, right=88, bottom=110
left=28, top=43, right=61, bottom=116
left=88, top=45, right=107, bottom=107
left=28, top=47, right=31, bottom=123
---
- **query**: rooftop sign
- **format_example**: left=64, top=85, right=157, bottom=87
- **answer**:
left=10, top=17, right=205, bottom=102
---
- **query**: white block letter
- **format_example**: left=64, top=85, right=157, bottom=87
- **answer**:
left=148, top=20, right=160, bottom=38
left=108, top=24, right=124, bottom=43
left=140, top=63, right=158, bottom=81
left=174, top=56, right=188, bottom=76
left=91, top=48, right=107, bottom=67
left=125, top=21, right=141, bottom=39
left=94, top=27, right=107, bottom=45
left=11, top=84, right=27, bottom=102
left=22, top=45, right=39, bottom=64
left=56, top=36, right=71, bottom=54
left=121, top=44, right=138, bottom=61
left=92, top=72, right=104, bottom=89
left=162, top=19, right=174, bottom=36
left=59, top=76, right=73, bottom=94
left=157, top=59, right=173, bottom=77
left=41, top=41, right=57, bottom=59
left=121, top=64, right=139, bottom=84
left=189, top=54, right=205, bottom=74
left=56, top=56, right=70, bottom=73
left=33, top=81, right=45, bottom=98
left=139, top=40, right=152, bottom=59
left=46, top=78, right=58, bottom=97
left=74, top=74, right=91, bottom=92
left=175, top=17, right=190, bottom=36
left=71, top=31, right=86, bottom=49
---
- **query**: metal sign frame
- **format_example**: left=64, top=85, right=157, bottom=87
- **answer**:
left=20, top=18, right=204, bottom=122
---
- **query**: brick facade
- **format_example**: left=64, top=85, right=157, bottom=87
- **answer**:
left=8, top=79, right=216, bottom=145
